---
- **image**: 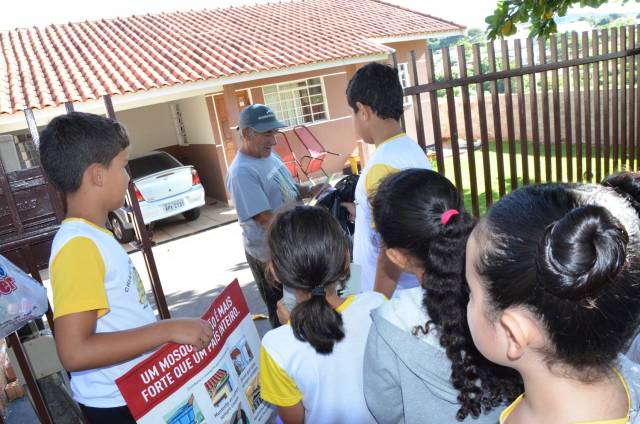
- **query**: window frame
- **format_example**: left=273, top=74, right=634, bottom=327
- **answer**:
left=397, top=62, right=413, bottom=107
left=0, top=132, right=41, bottom=172
left=261, top=76, right=331, bottom=128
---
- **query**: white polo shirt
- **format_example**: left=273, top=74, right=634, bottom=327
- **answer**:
left=49, top=218, right=156, bottom=407
left=352, top=133, right=431, bottom=293
left=259, top=292, right=385, bottom=423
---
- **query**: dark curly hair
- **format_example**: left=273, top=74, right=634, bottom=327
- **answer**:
left=372, top=169, right=522, bottom=420
left=475, top=183, right=640, bottom=375
left=267, top=206, right=351, bottom=354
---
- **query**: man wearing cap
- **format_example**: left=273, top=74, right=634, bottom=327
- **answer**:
left=226, top=104, right=324, bottom=328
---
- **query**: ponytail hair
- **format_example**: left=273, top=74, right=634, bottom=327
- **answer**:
left=267, top=206, right=350, bottom=354
left=289, top=295, right=344, bottom=354
left=373, top=169, right=522, bottom=420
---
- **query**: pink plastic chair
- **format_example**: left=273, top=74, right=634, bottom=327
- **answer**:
left=292, top=125, right=340, bottom=179
left=274, top=132, right=301, bottom=181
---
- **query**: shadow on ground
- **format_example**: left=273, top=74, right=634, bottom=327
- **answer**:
left=149, top=279, right=272, bottom=339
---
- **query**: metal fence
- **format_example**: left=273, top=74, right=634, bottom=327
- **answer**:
left=405, top=25, right=640, bottom=217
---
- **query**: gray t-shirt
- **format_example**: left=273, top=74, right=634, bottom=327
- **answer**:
left=226, top=152, right=299, bottom=262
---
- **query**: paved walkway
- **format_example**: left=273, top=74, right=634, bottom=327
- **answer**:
left=123, top=198, right=238, bottom=252
left=129, top=219, right=273, bottom=338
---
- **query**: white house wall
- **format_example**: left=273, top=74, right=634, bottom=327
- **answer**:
left=175, top=96, right=216, bottom=145
left=117, top=103, right=177, bottom=157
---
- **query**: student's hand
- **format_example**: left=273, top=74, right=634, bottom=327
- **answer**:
left=278, top=402, right=305, bottom=424
left=168, top=318, right=214, bottom=351
left=276, top=299, right=290, bottom=325
left=340, top=202, right=356, bottom=223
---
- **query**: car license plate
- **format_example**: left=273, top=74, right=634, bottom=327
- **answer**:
left=164, top=199, right=185, bottom=213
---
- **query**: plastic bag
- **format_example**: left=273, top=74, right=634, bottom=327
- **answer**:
left=0, top=255, right=48, bottom=338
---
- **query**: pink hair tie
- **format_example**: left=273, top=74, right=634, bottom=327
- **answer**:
left=441, top=209, right=459, bottom=226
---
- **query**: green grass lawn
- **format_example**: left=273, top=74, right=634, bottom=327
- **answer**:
left=436, top=141, right=637, bottom=216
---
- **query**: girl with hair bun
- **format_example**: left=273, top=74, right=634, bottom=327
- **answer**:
left=466, top=183, right=640, bottom=423
left=259, top=206, right=384, bottom=424
left=364, top=168, right=522, bottom=423
left=602, top=172, right=640, bottom=363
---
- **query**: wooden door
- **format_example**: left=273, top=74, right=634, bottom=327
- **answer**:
left=214, top=91, right=251, bottom=167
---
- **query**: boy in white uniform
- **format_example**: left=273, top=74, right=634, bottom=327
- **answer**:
left=40, top=112, right=213, bottom=423
left=343, top=62, right=431, bottom=298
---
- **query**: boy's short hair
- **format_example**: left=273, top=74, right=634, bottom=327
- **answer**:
left=346, top=62, right=404, bottom=121
left=39, top=112, right=130, bottom=194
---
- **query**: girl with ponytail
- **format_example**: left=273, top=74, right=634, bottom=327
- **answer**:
left=466, top=183, right=640, bottom=423
left=364, top=168, right=522, bottom=423
left=259, top=206, right=384, bottom=424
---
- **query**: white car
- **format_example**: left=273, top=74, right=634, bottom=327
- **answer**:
left=107, top=151, right=206, bottom=243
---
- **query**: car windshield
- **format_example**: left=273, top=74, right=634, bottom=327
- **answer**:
left=129, top=153, right=181, bottom=179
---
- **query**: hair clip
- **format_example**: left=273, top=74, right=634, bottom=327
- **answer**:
left=441, top=209, right=459, bottom=226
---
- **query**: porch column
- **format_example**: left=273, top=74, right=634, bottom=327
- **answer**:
left=222, top=85, right=242, bottom=153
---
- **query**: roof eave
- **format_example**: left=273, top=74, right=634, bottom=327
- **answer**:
left=370, top=29, right=466, bottom=44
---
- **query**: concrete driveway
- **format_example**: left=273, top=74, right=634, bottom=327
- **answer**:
left=122, top=198, right=238, bottom=248
left=129, top=218, right=272, bottom=338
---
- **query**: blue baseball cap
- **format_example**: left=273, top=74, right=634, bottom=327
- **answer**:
left=234, top=104, right=286, bottom=132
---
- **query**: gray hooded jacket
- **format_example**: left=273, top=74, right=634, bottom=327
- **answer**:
left=363, top=287, right=503, bottom=423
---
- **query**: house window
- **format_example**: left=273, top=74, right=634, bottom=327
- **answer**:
left=0, top=133, right=40, bottom=172
left=397, top=63, right=410, bottom=89
left=397, top=63, right=412, bottom=106
left=15, top=133, right=41, bottom=169
left=262, top=77, right=329, bottom=127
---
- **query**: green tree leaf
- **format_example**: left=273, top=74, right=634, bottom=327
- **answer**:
left=486, top=0, right=638, bottom=39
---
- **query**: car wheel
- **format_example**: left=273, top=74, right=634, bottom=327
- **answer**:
left=110, top=214, right=134, bottom=243
left=183, top=208, right=201, bottom=221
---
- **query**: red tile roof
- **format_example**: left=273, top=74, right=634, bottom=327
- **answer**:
left=0, top=0, right=463, bottom=115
